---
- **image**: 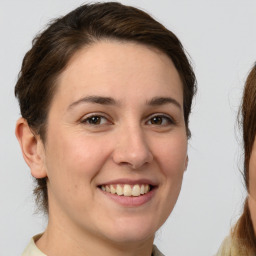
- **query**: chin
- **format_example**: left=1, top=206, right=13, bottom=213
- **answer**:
left=106, top=230, right=155, bottom=245
left=101, top=217, right=158, bottom=244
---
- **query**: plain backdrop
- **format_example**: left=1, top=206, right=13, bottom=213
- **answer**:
left=1, top=0, right=256, bottom=255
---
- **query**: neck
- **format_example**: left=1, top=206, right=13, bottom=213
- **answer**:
left=36, top=215, right=154, bottom=256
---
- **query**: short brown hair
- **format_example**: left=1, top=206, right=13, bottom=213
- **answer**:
left=15, top=2, right=197, bottom=212
left=232, top=64, right=256, bottom=253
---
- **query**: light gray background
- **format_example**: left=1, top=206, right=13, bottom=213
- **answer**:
left=1, top=0, right=256, bottom=255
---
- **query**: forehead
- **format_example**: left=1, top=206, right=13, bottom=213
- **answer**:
left=53, top=40, right=183, bottom=107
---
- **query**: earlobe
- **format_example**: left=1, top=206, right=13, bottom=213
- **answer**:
left=15, top=118, right=47, bottom=178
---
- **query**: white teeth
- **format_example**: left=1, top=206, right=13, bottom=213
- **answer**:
left=110, top=185, right=115, bottom=194
left=132, top=184, right=140, bottom=197
left=100, top=184, right=151, bottom=197
left=140, top=184, right=145, bottom=194
left=123, top=184, right=132, bottom=196
left=116, top=184, right=123, bottom=195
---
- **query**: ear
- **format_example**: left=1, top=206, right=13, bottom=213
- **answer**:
left=15, top=117, right=47, bottom=178
left=184, top=155, right=189, bottom=171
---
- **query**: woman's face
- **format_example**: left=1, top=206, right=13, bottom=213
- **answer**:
left=40, top=41, right=188, bottom=244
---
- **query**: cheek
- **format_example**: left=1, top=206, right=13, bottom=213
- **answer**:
left=44, top=133, right=113, bottom=213
left=156, top=134, right=187, bottom=210
left=249, top=149, right=256, bottom=196
left=153, top=135, right=187, bottom=224
left=48, top=133, right=109, bottom=171
left=155, top=135, right=188, bottom=177
left=44, top=133, right=112, bottom=198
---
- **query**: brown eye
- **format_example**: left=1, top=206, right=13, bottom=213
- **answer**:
left=82, top=115, right=109, bottom=125
left=88, top=116, right=101, bottom=125
left=151, top=116, right=163, bottom=125
left=147, top=115, right=174, bottom=126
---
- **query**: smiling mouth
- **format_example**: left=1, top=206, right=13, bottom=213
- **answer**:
left=100, top=184, right=152, bottom=197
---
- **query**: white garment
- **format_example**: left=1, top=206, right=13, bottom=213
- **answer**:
left=22, top=234, right=46, bottom=256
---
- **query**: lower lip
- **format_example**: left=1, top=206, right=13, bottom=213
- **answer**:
left=99, top=188, right=156, bottom=207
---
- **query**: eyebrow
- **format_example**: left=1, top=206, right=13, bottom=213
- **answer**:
left=147, top=97, right=182, bottom=109
left=67, top=95, right=181, bottom=110
left=68, top=96, right=118, bottom=110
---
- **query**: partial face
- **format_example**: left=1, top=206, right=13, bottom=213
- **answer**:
left=249, top=137, right=256, bottom=197
left=42, top=41, right=188, bottom=244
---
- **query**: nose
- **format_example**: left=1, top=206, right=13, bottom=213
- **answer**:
left=112, top=125, right=153, bottom=169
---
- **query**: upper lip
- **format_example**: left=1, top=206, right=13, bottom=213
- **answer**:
left=98, top=178, right=158, bottom=187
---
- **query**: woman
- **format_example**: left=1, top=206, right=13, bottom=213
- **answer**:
left=216, top=65, right=256, bottom=255
left=15, top=2, right=196, bottom=256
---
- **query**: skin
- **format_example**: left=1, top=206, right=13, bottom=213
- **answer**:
left=249, top=138, right=256, bottom=231
left=16, top=41, right=188, bottom=256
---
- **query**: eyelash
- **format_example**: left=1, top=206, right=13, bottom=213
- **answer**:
left=80, top=114, right=111, bottom=126
left=80, top=113, right=175, bottom=127
left=146, top=114, right=175, bottom=126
